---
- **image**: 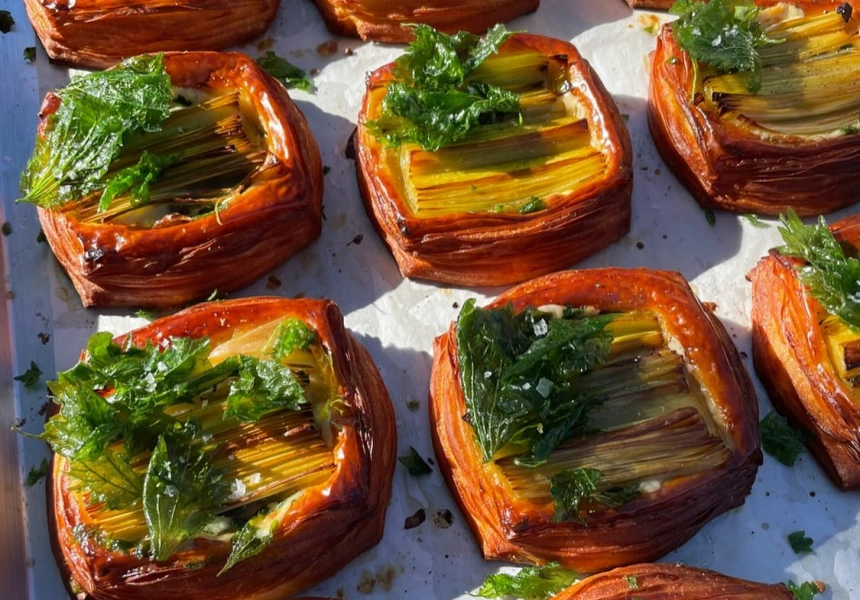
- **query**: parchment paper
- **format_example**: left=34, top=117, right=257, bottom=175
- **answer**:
left=2, top=0, right=857, bottom=598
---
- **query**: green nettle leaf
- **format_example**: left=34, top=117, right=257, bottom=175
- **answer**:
left=787, top=581, right=823, bottom=600
left=270, top=318, right=317, bottom=361
left=788, top=530, right=814, bottom=554
left=41, top=380, right=124, bottom=460
left=398, top=447, right=433, bottom=476
left=19, top=53, right=173, bottom=209
left=670, top=0, right=775, bottom=92
left=366, top=24, right=520, bottom=151
left=778, top=209, right=860, bottom=329
left=550, top=468, right=640, bottom=522
left=475, top=562, right=578, bottom=599
left=456, top=300, right=612, bottom=464
left=224, top=356, right=308, bottom=422
left=68, top=449, right=143, bottom=510
left=256, top=51, right=312, bottom=91
left=98, top=151, right=179, bottom=212
left=143, top=420, right=226, bottom=561
left=25, top=458, right=50, bottom=487
left=219, top=512, right=278, bottom=575
left=759, top=410, right=807, bottom=466
left=14, top=361, right=43, bottom=387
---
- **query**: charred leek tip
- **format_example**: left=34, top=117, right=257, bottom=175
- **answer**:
left=496, top=310, right=727, bottom=519
left=702, top=10, right=860, bottom=136
left=400, top=51, right=606, bottom=218
left=74, top=92, right=268, bottom=225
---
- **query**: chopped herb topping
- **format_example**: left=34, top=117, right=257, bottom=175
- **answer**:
left=398, top=447, right=433, bottom=476
left=220, top=511, right=278, bottom=574
left=519, top=197, right=547, bottom=214
left=20, top=54, right=173, bottom=209
left=456, top=300, right=612, bottom=464
left=0, top=10, right=13, bottom=33
left=14, top=361, right=42, bottom=387
left=36, top=324, right=324, bottom=567
left=98, top=151, right=179, bottom=212
left=1, top=222, right=11, bottom=236
left=760, top=410, right=806, bottom=466
left=788, top=530, right=813, bottom=554
left=23, top=47, right=35, bottom=62
left=366, top=24, right=520, bottom=151
left=143, top=420, right=227, bottom=561
left=705, top=209, right=716, bottom=227
left=788, top=581, right=824, bottom=600
left=256, top=52, right=312, bottom=92
left=223, top=356, right=307, bottom=422
left=550, top=468, right=640, bottom=522
left=625, top=575, right=639, bottom=589
left=670, top=0, right=775, bottom=92
left=25, top=458, right=50, bottom=486
left=270, top=318, right=317, bottom=361
left=475, top=563, right=578, bottom=599
left=36, top=229, right=47, bottom=244
left=779, top=209, right=860, bottom=329
left=743, top=213, right=768, bottom=228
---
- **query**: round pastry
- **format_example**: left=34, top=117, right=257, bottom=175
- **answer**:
left=310, top=0, right=539, bottom=42
left=430, top=268, right=761, bottom=571
left=21, top=52, right=322, bottom=309
left=551, top=564, right=796, bottom=599
left=649, top=0, right=860, bottom=215
left=45, top=297, right=396, bottom=599
left=23, top=0, right=280, bottom=69
left=356, top=28, right=632, bottom=287
left=751, top=212, right=860, bottom=490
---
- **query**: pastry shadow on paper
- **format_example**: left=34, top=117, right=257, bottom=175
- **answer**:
left=578, top=93, right=744, bottom=282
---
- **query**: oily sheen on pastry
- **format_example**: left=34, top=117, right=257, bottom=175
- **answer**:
left=47, top=297, right=396, bottom=599
left=751, top=214, right=860, bottom=490
left=430, top=268, right=760, bottom=571
left=311, top=0, right=539, bottom=42
left=23, top=0, right=280, bottom=69
left=23, top=52, right=322, bottom=309
left=357, top=32, right=632, bottom=286
left=551, top=564, right=796, bottom=599
left=649, top=0, right=860, bottom=215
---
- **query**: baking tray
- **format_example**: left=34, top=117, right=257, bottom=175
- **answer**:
left=1, top=0, right=858, bottom=597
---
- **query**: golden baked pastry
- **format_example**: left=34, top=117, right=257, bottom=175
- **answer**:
left=45, top=297, right=396, bottom=599
left=649, top=0, right=860, bottom=215
left=751, top=212, right=860, bottom=490
left=430, top=268, right=760, bottom=571
left=356, top=27, right=632, bottom=286
left=23, top=0, right=280, bottom=69
left=624, top=0, right=674, bottom=8
left=21, top=52, right=322, bottom=309
left=552, top=564, right=797, bottom=599
left=311, top=0, right=539, bottom=42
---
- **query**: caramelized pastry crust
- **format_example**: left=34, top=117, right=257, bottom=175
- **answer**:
left=23, top=0, right=280, bottom=69
left=552, top=563, right=794, bottom=599
left=648, top=0, right=860, bottom=215
left=357, top=35, right=632, bottom=287
left=751, top=215, right=860, bottom=490
left=310, top=0, right=539, bottom=42
left=624, top=0, right=674, bottom=8
left=49, top=297, right=397, bottom=600
left=37, top=53, right=323, bottom=309
left=430, top=269, right=760, bottom=571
